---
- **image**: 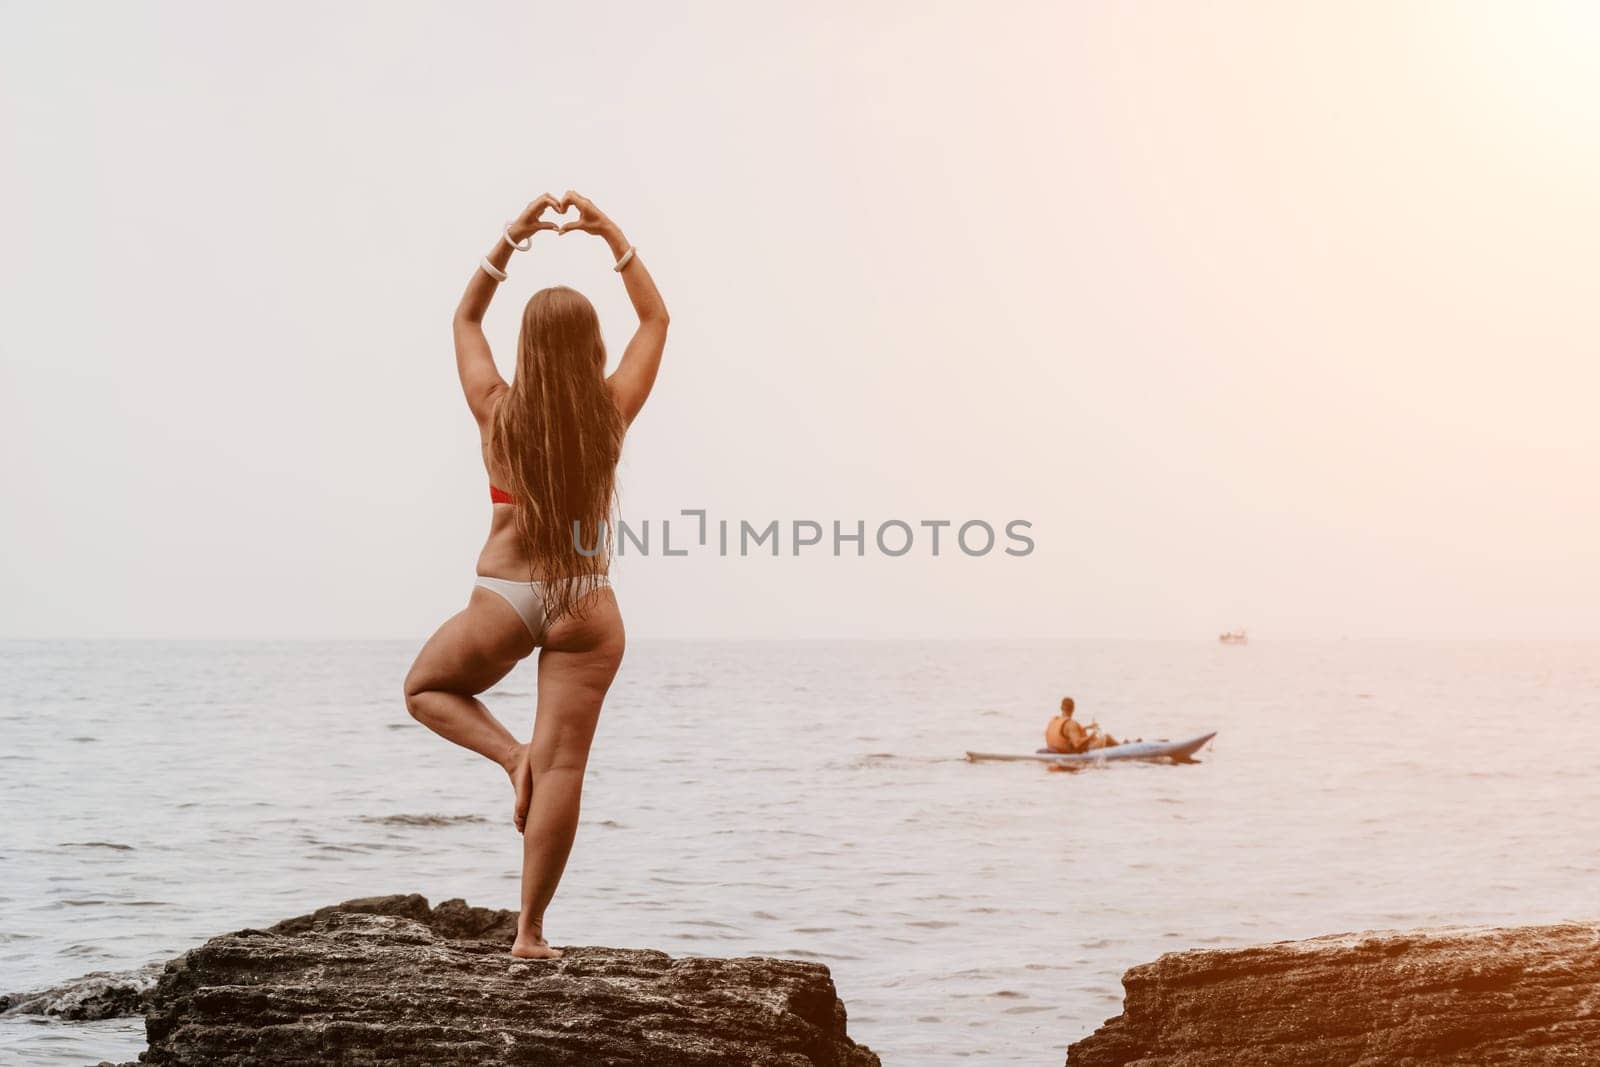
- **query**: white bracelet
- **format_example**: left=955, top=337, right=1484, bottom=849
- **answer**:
left=478, top=257, right=507, bottom=282
left=612, top=246, right=637, bottom=272
left=502, top=222, right=532, bottom=253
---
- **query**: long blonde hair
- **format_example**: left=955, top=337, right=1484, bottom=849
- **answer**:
left=489, top=286, right=623, bottom=623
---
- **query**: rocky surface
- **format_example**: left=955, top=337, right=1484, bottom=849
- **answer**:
left=0, top=896, right=502, bottom=1025
left=1068, top=921, right=1600, bottom=1065
left=130, top=893, right=879, bottom=1066
left=0, top=962, right=162, bottom=1021
left=264, top=891, right=519, bottom=942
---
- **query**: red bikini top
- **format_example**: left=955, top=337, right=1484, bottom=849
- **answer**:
left=490, top=485, right=515, bottom=505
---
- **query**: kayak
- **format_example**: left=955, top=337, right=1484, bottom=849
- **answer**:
left=965, top=732, right=1217, bottom=766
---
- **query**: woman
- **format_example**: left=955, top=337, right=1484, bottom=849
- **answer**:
left=403, top=191, right=668, bottom=960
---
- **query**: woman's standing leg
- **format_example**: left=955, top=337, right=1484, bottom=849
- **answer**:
left=513, top=589, right=624, bottom=959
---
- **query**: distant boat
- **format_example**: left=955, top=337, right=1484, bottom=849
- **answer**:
left=1218, top=629, right=1248, bottom=645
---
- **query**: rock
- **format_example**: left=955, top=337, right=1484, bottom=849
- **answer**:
left=265, top=892, right=519, bottom=943
left=1068, top=922, right=1600, bottom=1065
left=0, top=961, right=162, bottom=1021
left=0, top=896, right=506, bottom=1025
left=137, top=894, right=879, bottom=1066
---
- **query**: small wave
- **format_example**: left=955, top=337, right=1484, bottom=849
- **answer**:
left=357, top=814, right=487, bottom=828
left=61, top=943, right=114, bottom=958
left=851, top=753, right=955, bottom=767
left=61, top=841, right=134, bottom=851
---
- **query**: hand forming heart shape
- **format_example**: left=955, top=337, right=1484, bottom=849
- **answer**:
left=545, top=205, right=580, bottom=229
left=509, top=191, right=615, bottom=241
left=553, top=190, right=614, bottom=237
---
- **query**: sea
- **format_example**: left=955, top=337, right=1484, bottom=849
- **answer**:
left=2, top=639, right=1597, bottom=1065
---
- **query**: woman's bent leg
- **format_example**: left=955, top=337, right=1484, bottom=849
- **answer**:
left=514, top=590, right=624, bottom=959
left=404, top=588, right=539, bottom=826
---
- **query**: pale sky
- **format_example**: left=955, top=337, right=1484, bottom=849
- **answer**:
left=3, top=1, right=1597, bottom=640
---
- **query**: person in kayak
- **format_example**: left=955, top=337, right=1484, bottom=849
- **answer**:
left=1044, top=697, right=1120, bottom=754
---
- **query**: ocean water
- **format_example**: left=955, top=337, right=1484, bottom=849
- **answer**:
left=2, top=639, right=1598, bottom=1065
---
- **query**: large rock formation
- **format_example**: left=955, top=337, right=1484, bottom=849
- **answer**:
left=132, top=894, right=879, bottom=1066
left=1068, top=922, right=1600, bottom=1065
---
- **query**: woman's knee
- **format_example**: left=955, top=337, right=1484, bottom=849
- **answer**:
left=403, top=664, right=455, bottom=720
left=402, top=661, right=430, bottom=702
left=403, top=682, right=434, bottom=721
left=528, top=721, right=598, bottom=776
left=528, top=745, right=590, bottom=777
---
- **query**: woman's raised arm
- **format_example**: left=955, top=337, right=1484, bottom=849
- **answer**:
left=558, top=191, right=669, bottom=427
left=452, top=195, right=560, bottom=423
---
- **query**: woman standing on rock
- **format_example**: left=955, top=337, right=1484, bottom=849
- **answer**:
left=404, top=191, right=668, bottom=960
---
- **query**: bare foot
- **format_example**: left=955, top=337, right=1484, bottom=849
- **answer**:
left=503, top=743, right=531, bottom=832
left=512, top=917, right=563, bottom=960
left=511, top=935, right=564, bottom=960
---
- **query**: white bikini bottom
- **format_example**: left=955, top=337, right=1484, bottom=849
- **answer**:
left=473, top=574, right=612, bottom=641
